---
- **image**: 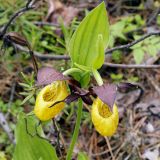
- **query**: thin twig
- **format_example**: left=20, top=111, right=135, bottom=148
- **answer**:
left=52, top=120, right=67, bottom=154
left=34, top=21, right=60, bottom=27
left=53, top=120, right=63, bottom=158
left=34, top=51, right=70, bottom=60
left=104, top=62, right=160, bottom=69
left=109, top=0, right=121, bottom=12
left=5, top=83, right=16, bottom=119
left=0, top=112, right=15, bottom=144
left=16, top=45, right=70, bottom=60
left=105, top=137, right=115, bottom=160
left=91, top=142, right=120, bottom=157
left=105, top=31, right=160, bottom=54
left=146, top=7, right=160, bottom=26
left=146, top=74, right=160, bottom=96
left=7, top=82, right=16, bottom=109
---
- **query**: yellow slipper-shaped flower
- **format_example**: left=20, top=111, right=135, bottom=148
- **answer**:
left=91, top=98, right=119, bottom=136
left=34, top=81, right=68, bottom=121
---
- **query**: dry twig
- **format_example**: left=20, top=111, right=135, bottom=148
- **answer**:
left=0, top=112, right=15, bottom=144
left=103, top=62, right=160, bottom=69
left=105, top=137, right=115, bottom=160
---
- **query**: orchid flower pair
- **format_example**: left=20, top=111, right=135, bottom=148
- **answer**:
left=34, top=67, right=119, bottom=136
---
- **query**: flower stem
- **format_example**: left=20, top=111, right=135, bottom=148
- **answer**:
left=63, top=68, right=82, bottom=76
left=66, top=98, right=83, bottom=160
left=92, top=69, right=103, bottom=86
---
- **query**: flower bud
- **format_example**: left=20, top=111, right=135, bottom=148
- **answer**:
left=91, top=98, right=119, bottom=136
left=34, top=81, right=68, bottom=121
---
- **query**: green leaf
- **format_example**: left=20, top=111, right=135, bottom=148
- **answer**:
left=20, top=92, right=34, bottom=105
left=80, top=72, right=90, bottom=87
left=13, top=113, right=58, bottom=160
left=147, top=45, right=158, bottom=56
left=93, top=34, right=105, bottom=69
left=69, top=2, right=109, bottom=69
left=77, top=152, right=89, bottom=160
left=133, top=49, right=144, bottom=64
left=131, top=35, right=143, bottom=49
left=19, top=83, right=30, bottom=88
left=111, top=51, right=122, bottom=63
left=110, top=73, right=123, bottom=82
left=110, top=20, right=126, bottom=42
left=150, top=37, right=160, bottom=44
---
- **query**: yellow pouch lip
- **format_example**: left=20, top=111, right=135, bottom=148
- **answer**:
left=34, top=81, right=69, bottom=121
left=91, top=98, right=119, bottom=136
left=37, top=81, right=67, bottom=105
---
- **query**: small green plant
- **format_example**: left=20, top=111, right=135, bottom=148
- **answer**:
left=112, top=50, right=123, bottom=63
left=0, top=98, right=23, bottom=115
left=19, top=72, right=36, bottom=105
left=108, top=15, right=145, bottom=48
left=131, top=35, right=160, bottom=64
left=111, top=73, right=123, bottom=83
left=128, top=76, right=139, bottom=82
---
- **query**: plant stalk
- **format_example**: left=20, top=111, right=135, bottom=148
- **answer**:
left=66, top=98, right=83, bottom=160
left=92, top=69, right=103, bottom=86
left=63, top=68, right=82, bottom=76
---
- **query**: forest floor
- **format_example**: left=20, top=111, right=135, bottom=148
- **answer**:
left=0, top=0, right=160, bottom=160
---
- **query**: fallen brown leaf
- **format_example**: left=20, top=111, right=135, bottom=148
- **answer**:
left=46, top=0, right=79, bottom=25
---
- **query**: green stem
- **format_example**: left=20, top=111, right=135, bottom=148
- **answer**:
left=66, top=98, right=83, bottom=160
left=63, top=68, right=82, bottom=76
left=92, top=69, right=103, bottom=86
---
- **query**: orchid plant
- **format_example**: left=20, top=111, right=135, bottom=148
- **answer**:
left=13, top=2, right=138, bottom=160
left=34, top=2, right=118, bottom=158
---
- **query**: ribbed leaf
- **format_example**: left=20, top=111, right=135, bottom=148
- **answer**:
left=13, top=113, right=58, bottom=160
left=69, top=2, right=109, bottom=70
left=93, top=34, right=105, bottom=69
